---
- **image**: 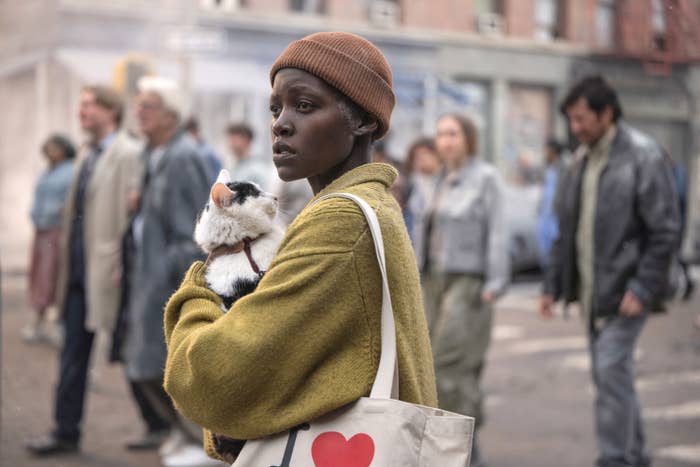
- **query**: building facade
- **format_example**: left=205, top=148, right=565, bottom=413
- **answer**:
left=2, top=0, right=700, bottom=270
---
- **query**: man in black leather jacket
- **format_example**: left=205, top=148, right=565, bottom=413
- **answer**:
left=539, top=76, right=679, bottom=467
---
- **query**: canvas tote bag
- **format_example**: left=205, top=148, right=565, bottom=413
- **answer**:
left=231, top=192, right=474, bottom=467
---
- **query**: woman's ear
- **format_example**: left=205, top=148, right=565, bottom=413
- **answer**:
left=352, top=114, right=378, bottom=138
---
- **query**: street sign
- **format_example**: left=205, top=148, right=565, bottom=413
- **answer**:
left=163, top=29, right=226, bottom=53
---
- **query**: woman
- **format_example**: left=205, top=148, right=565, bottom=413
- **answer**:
left=411, top=113, right=509, bottom=465
left=405, top=137, right=441, bottom=240
left=25, top=134, right=76, bottom=343
left=163, top=31, right=437, bottom=462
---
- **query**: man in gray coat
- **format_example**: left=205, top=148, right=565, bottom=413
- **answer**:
left=540, top=76, right=679, bottom=467
left=123, top=76, right=212, bottom=465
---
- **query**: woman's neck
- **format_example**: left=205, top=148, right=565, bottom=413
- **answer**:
left=447, top=154, right=472, bottom=174
left=307, top=140, right=372, bottom=195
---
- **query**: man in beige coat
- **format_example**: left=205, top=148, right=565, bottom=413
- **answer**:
left=27, top=85, right=142, bottom=456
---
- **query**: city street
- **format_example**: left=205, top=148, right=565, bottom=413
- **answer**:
left=481, top=279, right=700, bottom=467
left=2, top=271, right=699, bottom=467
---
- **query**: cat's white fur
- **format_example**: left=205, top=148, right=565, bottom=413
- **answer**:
left=194, top=169, right=284, bottom=298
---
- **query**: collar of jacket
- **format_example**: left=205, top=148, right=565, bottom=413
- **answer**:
left=89, top=131, right=118, bottom=154
left=438, top=157, right=481, bottom=187
left=143, top=128, right=187, bottom=173
left=584, top=124, right=617, bottom=161
left=568, top=122, right=636, bottom=226
left=311, top=162, right=397, bottom=201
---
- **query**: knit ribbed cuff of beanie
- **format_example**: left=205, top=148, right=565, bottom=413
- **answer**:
left=269, top=32, right=395, bottom=140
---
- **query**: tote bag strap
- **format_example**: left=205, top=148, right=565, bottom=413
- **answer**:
left=314, top=193, right=398, bottom=400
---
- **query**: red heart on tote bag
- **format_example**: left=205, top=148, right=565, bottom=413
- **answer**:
left=311, top=432, right=375, bottom=467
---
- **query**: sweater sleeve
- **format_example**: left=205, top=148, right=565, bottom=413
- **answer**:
left=163, top=206, right=378, bottom=440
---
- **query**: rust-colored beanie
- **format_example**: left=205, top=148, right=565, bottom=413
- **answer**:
left=270, top=31, right=395, bottom=140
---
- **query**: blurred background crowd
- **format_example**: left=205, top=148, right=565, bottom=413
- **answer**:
left=3, top=0, right=700, bottom=272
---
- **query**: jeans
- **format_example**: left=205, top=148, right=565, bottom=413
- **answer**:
left=591, top=314, right=650, bottom=467
left=135, top=378, right=202, bottom=443
left=129, top=380, right=170, bottom=433
left=54, top=284, right=95, bottom=442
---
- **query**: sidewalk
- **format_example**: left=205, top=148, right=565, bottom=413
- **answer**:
left=3, top=268, right=699, bottom=466
left=2, top=271, right=161, bottom=467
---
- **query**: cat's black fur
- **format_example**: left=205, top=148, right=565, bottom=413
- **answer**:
left=220, top=279, right=259, bottom=310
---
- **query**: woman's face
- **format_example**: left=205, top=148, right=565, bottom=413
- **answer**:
left=269, top=68, right=356, bottom=183
left=435, top=116, right=468, bottom=168
left=43, top=142, right=65, bottom=165
left=413, top=146, right=440, bottom=175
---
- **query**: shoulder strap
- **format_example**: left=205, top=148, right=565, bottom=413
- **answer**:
left=314, top=193, right=398, bottom=400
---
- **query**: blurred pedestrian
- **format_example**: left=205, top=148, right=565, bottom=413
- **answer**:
left=270, top=177, right=313, bottom=226
left=536, top=139, right=565, bottom=271
left=162, top=31, right=437, bottom=464
left=663, top=151, right=695, bottom=301
left=124, top=76, right=215, bottom=467
left=223, top=122, right=270, bottom=189
left=24, top=134, right=76, bottom=344
left=109, top=139, right=171, bottom=453
left=370, top=139, right=390, bottom=164
left=515, top=150, right=539, bottom=185
left=371, top=140, right=409, bottom=220
left=185, top=116, right=222, bottom=184
left=26, top=85, right=142, bottom=456
left=539, top=76, right=679, bottom=467
left=405, top=136, right=440, bottom=240
left=412, top=113, right=509, bottom=467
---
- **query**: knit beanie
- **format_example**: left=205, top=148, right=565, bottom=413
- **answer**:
left=270, top=31, right=395, bottom=140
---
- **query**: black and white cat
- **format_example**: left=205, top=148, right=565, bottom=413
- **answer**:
left=194, top=169, right=284, bottom=311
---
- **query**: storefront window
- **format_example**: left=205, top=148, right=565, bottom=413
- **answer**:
left=596, top=0, right=616, bottom=48
left=505, top=84, right=552, bottom=185
left=534, top=0, right=560, bottom=41
left=289, top=0, right=325, bottom=14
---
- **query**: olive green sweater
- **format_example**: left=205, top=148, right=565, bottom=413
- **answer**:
left=163, top=163, right=437, bottom=450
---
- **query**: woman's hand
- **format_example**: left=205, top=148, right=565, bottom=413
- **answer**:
left=220, top=453, right=237, bottom=464
left=482, top=290, right=496, bottom=304
left=619, top=291, right=643, bottom=317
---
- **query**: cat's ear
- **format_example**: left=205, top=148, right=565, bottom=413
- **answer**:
left=216, top=169, right=232, bottom=185
left=212, top=182, right=234, bottom=208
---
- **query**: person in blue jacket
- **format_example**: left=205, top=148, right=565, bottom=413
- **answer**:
left=24, top=134, right=76, bottom=343
left=536, top=139, right=565, bottom=271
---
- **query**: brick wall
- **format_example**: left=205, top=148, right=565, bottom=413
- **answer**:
left=402, top=0, right=475, bottom=34
left=504, top=0, right=534, bottom=37
left=560, top=0, right=596, bottom=45
left=326, top=0, right=366, bottom=23
left=617, top=0, right=653, bottom=56
left=246, top=0, right=287, bottom=15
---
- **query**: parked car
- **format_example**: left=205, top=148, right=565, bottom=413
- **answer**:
left=504, top=183, right=542, bottom=274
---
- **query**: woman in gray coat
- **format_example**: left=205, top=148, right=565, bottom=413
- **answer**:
left=410, top=113, right=509, bottom=466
